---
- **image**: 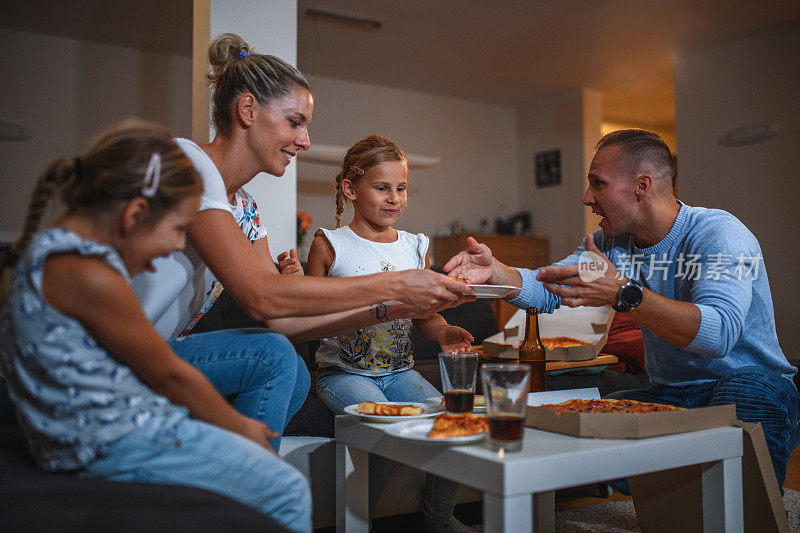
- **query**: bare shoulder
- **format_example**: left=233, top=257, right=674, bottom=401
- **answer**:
left=307, top=233, right=335, bottom=276
left=42, top=254, right=132, bottom=318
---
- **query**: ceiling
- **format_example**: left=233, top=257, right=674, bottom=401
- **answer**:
left=298, top=0, right=800, bottom=129
left=3, top=0, right=799, bottom=130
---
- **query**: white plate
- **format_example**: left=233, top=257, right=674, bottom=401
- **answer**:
left=343, top=402, right=442, bottom=423
left=384, top=419, right=487, bottom=445
left=425, top=396, right=487, bottom=413
left=468, top=284, right=518, bottom=298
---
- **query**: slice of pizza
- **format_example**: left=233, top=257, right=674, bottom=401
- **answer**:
left=541, top=336, right=592, bottom=350
left=428, top=413, right=488, bottom=439
left=432, top=395, right=486, bottom=407
left=356, top=401, right=424, bottom=416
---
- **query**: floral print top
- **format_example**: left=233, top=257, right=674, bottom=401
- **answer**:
left=180, top=188, right=267, bottom=336
left=314, top=226, right=429, bottom=376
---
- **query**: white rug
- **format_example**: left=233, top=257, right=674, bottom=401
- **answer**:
left=555, top=488, right=799, bottom=532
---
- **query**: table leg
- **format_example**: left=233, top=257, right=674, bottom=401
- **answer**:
left=484, top=492, right=533, bottom=533
left=701, top=457, right=743, bottom=533
left=336, top=442, right=370, bottom=533
left=532, top=491, right=555, bottom=533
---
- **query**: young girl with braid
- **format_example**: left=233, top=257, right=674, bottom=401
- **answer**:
left=0, top=120, right=312, bottom=532
left=306, top=135, right=477, bottom=533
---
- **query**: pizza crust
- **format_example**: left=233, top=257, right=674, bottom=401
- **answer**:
left=356, top=401, right=424, bottom=416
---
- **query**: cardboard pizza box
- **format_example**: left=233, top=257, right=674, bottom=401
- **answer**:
left=524, top=403, right=738, bottom=439
left=629, top=421, right=789, bottom=532
left=482, top=305, right=615, bottom=361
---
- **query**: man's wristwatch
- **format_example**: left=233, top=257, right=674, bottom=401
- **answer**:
left=613, top=278, right=643, bottom=313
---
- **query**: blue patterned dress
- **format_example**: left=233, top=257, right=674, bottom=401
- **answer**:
left=0, top=228, right=186, bottom=471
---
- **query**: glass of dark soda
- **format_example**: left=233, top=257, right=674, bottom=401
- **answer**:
left=481, top=363, right=531, bottom=452
left=438, top=352, right=479, bottom=413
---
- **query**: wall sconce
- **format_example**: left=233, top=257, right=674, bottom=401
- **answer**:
left=718, top=122, right=779, bottom=146
left=0, top=122, right=32, bottom=141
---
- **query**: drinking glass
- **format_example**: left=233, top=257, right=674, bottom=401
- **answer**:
left=438, top=352, right=479, bottom=413
left=481, top=363, right=531, bottom=452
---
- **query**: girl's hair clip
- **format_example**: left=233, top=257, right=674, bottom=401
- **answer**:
left=350, top=165, right=365, bottom=175
left=141, top=152, right=161, bottom=198
left=236, top=50, right=252, bottom=59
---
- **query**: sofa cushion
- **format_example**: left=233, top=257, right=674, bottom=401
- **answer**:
left=0, top=427, right=289, bottom=532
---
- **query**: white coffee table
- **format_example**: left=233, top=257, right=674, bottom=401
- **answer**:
left=335, top=416, right=743, bottom=533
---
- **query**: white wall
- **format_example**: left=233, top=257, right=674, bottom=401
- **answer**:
left=297, top=76, right=519, bottom=265
left=205, top=0, right=298, bottom=260
left=0, top=28, right=192, bottom=235
left=516, top=87, right=603, bottom=261
left=675, top=19, right=800, bottom=360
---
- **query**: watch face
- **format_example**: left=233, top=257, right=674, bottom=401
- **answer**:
left=620, top=283, right=643, bottom=307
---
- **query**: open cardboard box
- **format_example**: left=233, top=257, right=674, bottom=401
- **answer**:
left=482, top=305, right=615, bottom=361
left=523, top=398, right=788, bottom=531
left=629, top=422, right=789, bottom=533
left=525, top=402, right=738, bottom=439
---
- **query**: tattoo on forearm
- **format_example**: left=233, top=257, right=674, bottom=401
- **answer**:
left=370, top=302, right=389, bottom=323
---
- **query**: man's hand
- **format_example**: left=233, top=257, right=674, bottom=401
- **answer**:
left=536, top=234, right=625, bottom=308
left=437, top=326, right=474, bottom=353
left=443, top=237, right=494, bottom=284
left=277, top=249, right=304, bottom=276
left=394, top=270, right=476, bottom=309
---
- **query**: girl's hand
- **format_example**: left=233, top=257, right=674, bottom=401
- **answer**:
left=277, top=249, right=304, bottom=276
left=239, top=417, right=279, bottom=454
left=437, top=326, right=474, bottom=353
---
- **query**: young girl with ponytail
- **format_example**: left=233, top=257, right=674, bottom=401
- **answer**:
left=0, top=120, right=312, bottom=532
left=307, top=135, right=477, bottom=533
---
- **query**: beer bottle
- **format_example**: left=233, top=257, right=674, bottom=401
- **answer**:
left=519, top=307, right=546, bottom=392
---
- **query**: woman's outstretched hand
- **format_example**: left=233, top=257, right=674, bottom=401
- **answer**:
left=277, top=249, right=304, bottom=276
left=394, top=270, right=475, bottom=309
left=443, top=237, right=494, bottom=284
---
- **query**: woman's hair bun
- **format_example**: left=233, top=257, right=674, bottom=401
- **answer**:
left=207, top=33, right=251, bottom=84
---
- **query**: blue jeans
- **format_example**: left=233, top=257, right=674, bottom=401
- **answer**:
left=169, top=329, right=310, bottom=451
left=607, top=366, right=800, bottom=493
left=81, top=412, right=311, bottom=533
left=317, top=368, right=461, bottom=522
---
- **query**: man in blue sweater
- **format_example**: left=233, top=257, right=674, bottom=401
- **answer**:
left=446, top=129, right=799, bottom=490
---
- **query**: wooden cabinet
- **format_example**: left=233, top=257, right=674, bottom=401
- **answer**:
left=432, top=233, right=549, bottom=327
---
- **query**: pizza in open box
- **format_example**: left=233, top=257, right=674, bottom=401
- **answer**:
left=538, top=398, right=684, bottom=415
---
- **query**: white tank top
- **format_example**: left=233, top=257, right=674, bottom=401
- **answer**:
left=314, top=226, right=429, bottom=376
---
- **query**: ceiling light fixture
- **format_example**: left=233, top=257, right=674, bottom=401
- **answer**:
left=305, top=8, right=382, bottom=30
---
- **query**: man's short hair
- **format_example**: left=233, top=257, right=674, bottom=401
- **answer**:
left=595, top=129, right=675, bottom=193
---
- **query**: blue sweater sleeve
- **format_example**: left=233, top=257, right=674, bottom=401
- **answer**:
left=684, top=215, right=759, bottom=358
left=506, top=233, right=600, bottom=313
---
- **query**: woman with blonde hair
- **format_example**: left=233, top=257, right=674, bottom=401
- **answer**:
left=132, top=34, right=473, bottom=451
